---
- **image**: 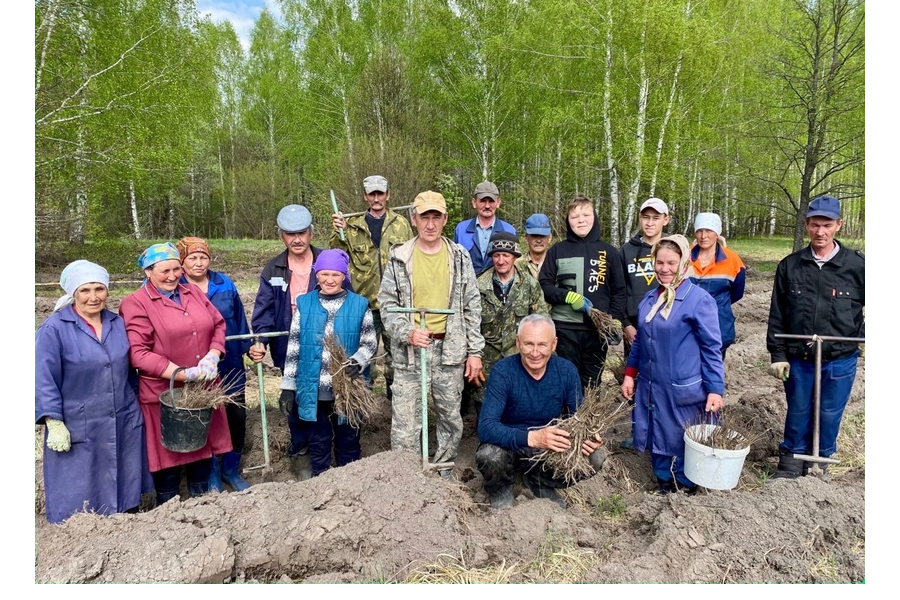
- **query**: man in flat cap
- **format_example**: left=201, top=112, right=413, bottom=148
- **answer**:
left=454, top=181, right=517, bottom=276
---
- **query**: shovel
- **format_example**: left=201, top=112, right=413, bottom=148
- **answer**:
left=774, top=333, right=865, bottom=478
left=386, top=306, right=457, bottom=472
left=225, top=331, right=291, bottom=479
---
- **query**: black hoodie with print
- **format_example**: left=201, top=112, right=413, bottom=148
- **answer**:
left=538, top=207, right=626, bottom=330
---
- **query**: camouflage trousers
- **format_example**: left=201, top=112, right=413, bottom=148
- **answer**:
left=390, top=339, right=464, bottom=464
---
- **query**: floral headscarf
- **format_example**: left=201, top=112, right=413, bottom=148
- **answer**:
left=644, top=234, right=695, bottom=322
left=176, top=237, right=211, bottom=263
left=137, top=242, right=180, bottom=269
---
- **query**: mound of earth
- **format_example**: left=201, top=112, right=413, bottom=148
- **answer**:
left=34, top=271, right=866, bottom=583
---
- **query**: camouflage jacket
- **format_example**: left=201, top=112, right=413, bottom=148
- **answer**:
left=514, top=254, right=544, bottom=280
left=477, top=265, right=550, bottom=368
left=378, top=237, right=485, bottom=368
left=330, top=208, right=414, bottom=310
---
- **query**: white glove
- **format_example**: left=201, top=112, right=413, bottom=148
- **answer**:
left=769, top=362, right=790, bottom=381
left=45, top=418, right=71, bottom=452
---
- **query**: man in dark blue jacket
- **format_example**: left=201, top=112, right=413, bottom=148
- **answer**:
left=767, top=195, right=864, bottom=480
left=476, top=314, right=606, bottom=509
left=453, top=181, right=516, bottom=275
left=249, top=204, right=350, bottom=371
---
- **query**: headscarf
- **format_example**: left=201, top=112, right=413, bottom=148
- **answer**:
left=53, top=260, right=110, bottom=312
left=176, top=237, right=210, bottom=263
left=644, top=234, right=695, bottom=323
left=693, top=212, right=727, bottom=246
left=137, top=242, right=180, bottom=270
left=313, top=248, right=350, bottom=280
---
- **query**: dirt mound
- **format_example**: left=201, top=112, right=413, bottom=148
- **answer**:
left=34, top=272, right=866, bottom=583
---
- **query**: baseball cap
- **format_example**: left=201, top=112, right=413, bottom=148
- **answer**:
left=524, top=213, right=552, bottom=236
left=806, top=195, right=841, bottom=220
left=363, top=175, right=388, bottom=194
left=486, top=231, right=522, bottom=257
left=412, top=190, right=447, bottom=215
left=639, top=198, right=669, bottom=215
left=474, top=181, right=500, bottom=200
left=277, top=204, right=313, bottom=233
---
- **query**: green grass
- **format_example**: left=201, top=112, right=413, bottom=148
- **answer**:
left=593, top=494, right=626, bottom=518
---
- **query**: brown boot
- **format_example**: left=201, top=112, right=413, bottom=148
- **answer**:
left=289, top=450, right=312, bottom=481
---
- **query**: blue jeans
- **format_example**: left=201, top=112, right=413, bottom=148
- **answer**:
left=781, top=351, right=859, bottom=457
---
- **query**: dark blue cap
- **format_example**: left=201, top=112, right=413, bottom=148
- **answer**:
left=807, top=196, right=841, bottom=220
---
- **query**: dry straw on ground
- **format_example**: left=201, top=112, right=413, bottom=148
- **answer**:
left=532, top=384, right=630, bottom=484
left=325, top=334, right=380, bottom=429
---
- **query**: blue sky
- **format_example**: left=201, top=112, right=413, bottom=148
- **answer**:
left=196, top=0, right=276, bottom=50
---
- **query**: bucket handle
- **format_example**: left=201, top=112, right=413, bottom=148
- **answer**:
left=168, top=367, right=186, bottom=409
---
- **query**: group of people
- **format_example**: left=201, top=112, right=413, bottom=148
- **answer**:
left=36, top=173, right=864, bottom=521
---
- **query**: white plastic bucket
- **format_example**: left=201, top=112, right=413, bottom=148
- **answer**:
left=683, top=425, right=750, bottom=490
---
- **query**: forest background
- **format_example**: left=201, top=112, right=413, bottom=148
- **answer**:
left=35, top=0, right=865, bottom=271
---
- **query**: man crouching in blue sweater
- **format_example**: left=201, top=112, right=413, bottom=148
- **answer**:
left=476, top=314, right=607, bottom=509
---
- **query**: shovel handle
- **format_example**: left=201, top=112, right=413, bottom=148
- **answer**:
left=330, top=189, right=345, bottom=242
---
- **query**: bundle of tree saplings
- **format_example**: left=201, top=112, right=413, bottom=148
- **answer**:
left=325, top=334, right=380, bottom=429
left=532, top=384, right=630, bottom=485
left=589, top=308, right=622, bottom=347
left=683, top=410, right=760, bottom=451
left=170, top=374, right=241, bottom=410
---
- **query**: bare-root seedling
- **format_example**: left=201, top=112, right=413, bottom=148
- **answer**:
left=325, top=334, right=380, bottom=429
left=169, top=373, right=243, bottom=410
left=683, top=409, right=763, bottom=451
left=590, top=308, right=622, bottom=347
left=532, top=384, right=630, bottom=484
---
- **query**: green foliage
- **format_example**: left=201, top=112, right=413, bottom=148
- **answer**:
left=593, top=494, right=626, bottom=518
left=35, top=0, right=865, bottom=244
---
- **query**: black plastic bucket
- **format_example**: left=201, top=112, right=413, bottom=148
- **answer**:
left=159, top=368, right=213, bottom=453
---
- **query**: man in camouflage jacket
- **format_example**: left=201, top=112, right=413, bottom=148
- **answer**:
left=332, top=175, right=414, bottom=396
left=473, top=232, right=549, bottom=415
left=378, top=191, right=484, bottom=468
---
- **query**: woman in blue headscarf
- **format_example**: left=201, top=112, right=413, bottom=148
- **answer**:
left=119, top=243, right=233, bottom=505
left=36, top=260, right=153, bottom=523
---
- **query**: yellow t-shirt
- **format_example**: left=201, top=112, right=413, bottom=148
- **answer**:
left=412, top=243, right=450, bottom=334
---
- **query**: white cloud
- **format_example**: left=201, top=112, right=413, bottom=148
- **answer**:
left=196, top=0, right=279, bottom=51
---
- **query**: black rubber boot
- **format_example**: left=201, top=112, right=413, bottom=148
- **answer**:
left=290, top=449, right=313, bottom=482
left=589, top=448, right=608, bottom=473
left=187, top=481, right=209, bottom=498
left=155, top=490, right=179, bottom=506
left=772, top=449, right=804, bottom=479
left=489, top=486, right=515, bottom=510
left=651, top=480, right=676, bottom=495
left=527, top=479, right=566, bottom=509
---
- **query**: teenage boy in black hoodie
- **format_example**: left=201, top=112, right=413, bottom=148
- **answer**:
left=539, top=195, right=627, bottom=389
left=620, top=198, right=670, bottom=359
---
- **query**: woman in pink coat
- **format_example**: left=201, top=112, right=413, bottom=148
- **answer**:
left=119, top=243, right=232, bottom=505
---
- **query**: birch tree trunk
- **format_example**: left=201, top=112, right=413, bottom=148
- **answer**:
left=129, top=180, right=142, bottom=239
left=602, top=0, right=621, bottom=246
left=623, top=9, right=650, bottom=242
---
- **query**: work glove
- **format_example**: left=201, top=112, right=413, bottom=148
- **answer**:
left=197, top=351, right=220, bottom=381
left=344, top=359, right=362, bottom=379
left=183, top=366, right=203, bottom=382
left=769, top=362, right=790, bottom=381
left=45, top=418, right=71, bottom=452
left=565, top=291, right=593, bottom=314
left=279, top=389, right=296, bottom=416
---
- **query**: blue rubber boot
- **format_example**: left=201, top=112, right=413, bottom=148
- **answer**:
left=221, top=452, right=251, bottom=492
left=208, top=455, right=224, bottom=493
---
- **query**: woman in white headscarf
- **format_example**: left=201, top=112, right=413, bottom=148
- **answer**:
left=620, top=235, right=725, bottom=495
left=35, top=260, right=153, bottom=523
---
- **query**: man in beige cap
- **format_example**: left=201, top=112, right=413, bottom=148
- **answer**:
left=453, top=181, right=517, bottom=276
left=331, top=175, right=414, bottom=399
left=379, top=191, right=485, bottom=477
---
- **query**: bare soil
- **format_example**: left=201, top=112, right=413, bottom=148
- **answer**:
left=34, top=269, right=865, bottom=583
